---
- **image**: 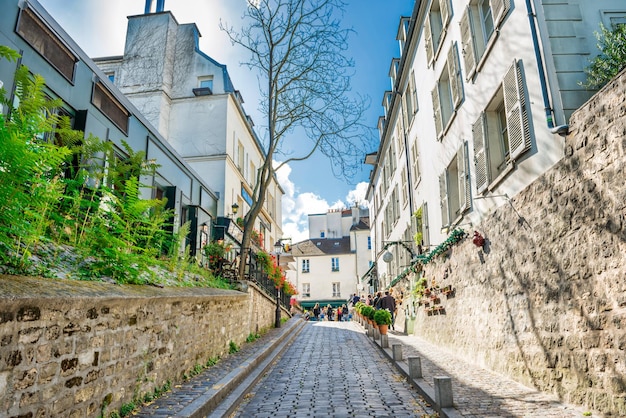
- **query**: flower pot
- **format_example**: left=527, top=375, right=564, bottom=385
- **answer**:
left=378, top=324, right=388, bottom=335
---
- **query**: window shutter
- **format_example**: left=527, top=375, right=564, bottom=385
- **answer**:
left=425, top=16, right=434, bottom=66
left=441, top=0, right=451, bottom=28
left=460, top=6, right=477, bottom=78
left=410, top=71, right=419, bottom=113
left=447, top=43, right=463, bottom=109
left=491, top=0, right=511, bottom=28
left=472, top=113, right=489, bottom=193
left=422, top=202, right=430, bottom=248
left=457, top=142, right=470, bottom=213
left=439, top=172, right=449, bottom=227
left=503, top=61, right=531, bottom=160
left=431, top=85, right=443, bottom=139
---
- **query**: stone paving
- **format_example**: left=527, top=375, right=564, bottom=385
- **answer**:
left=382, top=330, right=597, bottom=418
left=232, top=321, right=436, bottom=417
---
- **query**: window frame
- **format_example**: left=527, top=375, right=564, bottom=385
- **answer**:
left=439, top=142, right=470, bottom=227
left=302, top=259, right=310, bottom=273
left=302, top=283, right=311, bottom=298
left=425, top=0, right=453, bottom=67
left=331, top=257, right=340, bottom=272
left=432, top=43, right=463, bottom=139
left=473, top=60, right=531, bottom=194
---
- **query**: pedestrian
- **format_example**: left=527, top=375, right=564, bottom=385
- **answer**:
left=342, top=304, right=349, bottom=321
left=326, top=304, right=333, bottom=321
left=373, top=292, right=382, bottom=309
left=313, top=303, right=320, bottom=321
left=379, top=291, right=397, bottom=329
left=366, top=294, right=373, bottom=306
left=351, top=293, right=360, bottom=306
left=337, top=305, right=343, bottom=322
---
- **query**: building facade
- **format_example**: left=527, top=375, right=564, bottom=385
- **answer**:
left=289, top=208, right=371, bottom=308
left=0, top=0, right=220, bottom=254
left=93, top=2, right=284, bottom=252
left=366, top=0, right=626, bottom=292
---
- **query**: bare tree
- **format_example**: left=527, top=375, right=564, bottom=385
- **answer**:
left=221, top=0, right=372, bottom=281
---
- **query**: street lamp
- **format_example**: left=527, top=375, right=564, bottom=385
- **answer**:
left=273, top=240, right=283, bottom=328
left=230, top=203, right=239, bottom=218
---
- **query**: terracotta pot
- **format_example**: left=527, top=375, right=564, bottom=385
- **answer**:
left=378, top=324, right=388, bottom=335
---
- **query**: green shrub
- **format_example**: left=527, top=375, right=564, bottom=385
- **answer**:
left=374, top=309, right=392, bottom=325
left=229, top=340, right=239, bottom=354
left=581, top=23, right=626, bottom=89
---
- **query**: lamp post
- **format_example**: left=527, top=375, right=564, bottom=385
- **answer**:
left=273, top=240, right=283, bottom=328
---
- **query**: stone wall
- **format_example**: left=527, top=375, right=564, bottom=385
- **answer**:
left=409, top=68, right=626, bottom=416
left=0, top=275, right=282, bottom=417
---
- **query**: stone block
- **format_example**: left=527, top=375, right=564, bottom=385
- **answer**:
left=434, top=376, right=453, bottom=408
left=392, top=344, right=403, bottom=361
left=381, top=334, right=389, bottom=349
left=408, top=356, right=422, bottom=379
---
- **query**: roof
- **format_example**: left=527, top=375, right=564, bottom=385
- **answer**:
left=350, top=216, right=370, bottom=231
left=291, top=237, right=352, bottom=256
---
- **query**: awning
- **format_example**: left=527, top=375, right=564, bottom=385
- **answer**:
left=299, top=299, right=347, bottom=309
left=359, top=262, right=377, bottom=284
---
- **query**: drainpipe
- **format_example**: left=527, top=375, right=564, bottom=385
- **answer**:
left=526, top=0, right=555, bottom=128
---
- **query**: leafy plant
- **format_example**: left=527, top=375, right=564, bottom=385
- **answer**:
left=229, top=340, right=240, bottom=354
left=374, top=309, right=392, bottom=326
left=581, top=23, right=626, bottom=89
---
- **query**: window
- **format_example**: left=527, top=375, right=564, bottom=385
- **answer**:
left=199, top=78, right=213, bottom=90
left=331, top=257, right=339, bottom=272
left=424, top=0, right=452, bottom=66
left=367, top=236, right=371, bottom=250
left=473, top=61, right=531, bottom=193
left=404, top=71, right=419, bottom=127
left=401, top=167, right=408, bottom=207
left=237, top=141, right=244, bottom=172
left=410, top=142, right=421, bottom=186
left=432, top=43, right=463, bottom=139
left=320, top=231, right=325, bottom=238
left=439, top=143, right=470, bottom=227
left=332, top=282, right=341, bottom=298
left=92, top=81, right=129, bottom=134
left=416, top=202, right=430, bottom=249
left=106, top=72, right=115, bottom=83
left=17, top=7, right=77, bottom=82
left=302, top=283, right=310, bottom=297
left=396, top=123, right=405, bottom=155
left=460, top=0, right=510, bottom=78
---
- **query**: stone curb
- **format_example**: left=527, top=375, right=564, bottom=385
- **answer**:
left=178, top=317, right=307, bottom=418
left=358, top=322, right=464, bottom=418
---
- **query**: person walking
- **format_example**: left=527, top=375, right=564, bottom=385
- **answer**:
left=373, top=292, right=383, bottom=309
left=379, top=291, right=397, bottom=330
left=313, top=303, right=321, bottom=321
left=337, top=305, right=344, bottom=322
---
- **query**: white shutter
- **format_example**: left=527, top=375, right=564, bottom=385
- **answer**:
left=457, top=142, right=470, bottom=213
left=491, top=0, right=511, bottom=28
left=503, top=61, right=531, bottom=160
left=422, top=202, right=430, bottom=248
left=439, top=172, right=449, bottom=227
left=447, top=43, right=463, bottom=109
left=431, top=85, right=443, bottom=139
left=472, top=113, right=489, bottom=193
left=460, top=6, right=477, bottom=78
left=424, top=15, right=434, bottom=66
left=441, top=0, right=451, bottom=28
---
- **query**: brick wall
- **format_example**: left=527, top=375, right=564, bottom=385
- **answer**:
left=0, top=275, right=282, bottom=417
left=409, top=68, right=626, bottom=416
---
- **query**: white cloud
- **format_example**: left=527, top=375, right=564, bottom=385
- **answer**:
left=277, top=163, right=370, bottom=244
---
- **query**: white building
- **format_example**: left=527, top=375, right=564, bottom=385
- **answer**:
left=366, top=0, right=625, bottom=290
left=288, top=208, right=371, bottom=309
left=94, top=2, right=284, bottom=252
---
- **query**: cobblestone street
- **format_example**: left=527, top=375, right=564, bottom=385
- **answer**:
left=232, top=321, right=435, bottom=417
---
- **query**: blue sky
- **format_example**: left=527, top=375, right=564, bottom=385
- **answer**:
left=38, top=0, right=415, bottom=242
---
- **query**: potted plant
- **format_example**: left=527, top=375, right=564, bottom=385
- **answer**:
left=361, top=305, right=374, bottom=325
left=373, top=309, right=392, bottom=334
